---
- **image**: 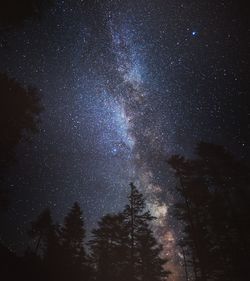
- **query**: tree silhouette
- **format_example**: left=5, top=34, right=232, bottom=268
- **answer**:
left=42, top=223, right=61, bottom=281
left=1, top=188, right=170, bottom=281
left=28, top=208, right=54, bottom=255
left=168, top=142, right=250, bottom=281
left=25, top=208, right=57, bottom=281
left=90, top=183, right=170, bottom=281
left=0, top=0, right=53, bottom=30
left=0, top=73, right=42, bottom=172
left=136, top=221, right=170, bottom=281
left=25, top=203, right=90, bottom=281
left=60, top=202, right=88, bottom=281
left=0, top=73, right=42, bottom=212
left=123, top=183, right=169, bottom=281
left=89, top=213, right=129, bottom=281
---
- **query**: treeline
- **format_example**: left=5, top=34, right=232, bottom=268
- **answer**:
left=1, top=183, right=170, bottom=281
left=168, top=142, right=250, bottom=281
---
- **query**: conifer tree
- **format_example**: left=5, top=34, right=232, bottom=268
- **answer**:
left=89, top=183, right=170, bottom=281
left=123, top=183, right=169, bottom=281
left=60, top=202, right=87, bottom=281
left=168, top=142, right=250, bottom=281
left=28, top=208, right=53, bottom=255
left=89, top=213, right=129, bottom=281
left=136, top=221, right=169, bottom=281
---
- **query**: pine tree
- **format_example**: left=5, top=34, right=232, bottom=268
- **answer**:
left=89, top=183, right=170, bottom=281
left=123, top=183, right=169, bottom=281
left=0, top=73, right=42, bottom=172
left=28, top=208, right=54, bottom=255
left=136, top=222, right=170, bottom=281
left=60, top=202, right=87, bottom=281
left=43, top=223, right=61, bottom=281
left=168, top=142, right=250, bottom=281
left=168, top=155, right=212, bottom=281
left=89, top=213, right=129, bottom=281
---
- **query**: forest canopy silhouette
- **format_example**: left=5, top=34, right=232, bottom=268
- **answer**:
left=1, top=140, right=249, bottom=280
left=167, top=143, right=250, bottom=281
left=0, top=183, right=170, bottom=281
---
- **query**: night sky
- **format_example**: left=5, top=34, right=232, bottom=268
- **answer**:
left=0, top=1, right=249, bottom=280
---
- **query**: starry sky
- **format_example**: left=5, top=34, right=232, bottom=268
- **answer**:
left=0, top=1, right=249, bottom=280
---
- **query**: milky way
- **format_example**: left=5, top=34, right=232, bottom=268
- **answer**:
left=0, top=1, right=248, bottom=280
